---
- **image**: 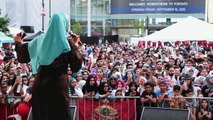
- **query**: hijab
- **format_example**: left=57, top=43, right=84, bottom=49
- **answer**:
left=82, top=74, right=98, bottom=94
left=206, top=74, right=213, bottom=88
left=98, top=82, right=109, bottom=95
left=28, top=12, right=71, bottom=74
left=69, top=77, right=76, bottom=95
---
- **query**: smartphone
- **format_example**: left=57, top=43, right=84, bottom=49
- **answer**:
left=68, top=31, right=76, bottom=38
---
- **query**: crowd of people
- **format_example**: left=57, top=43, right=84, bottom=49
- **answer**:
left=0, top=41, right=213, bottom=120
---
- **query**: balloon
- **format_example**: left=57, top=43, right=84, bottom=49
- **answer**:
left=17, top=102, right=30, bottom=117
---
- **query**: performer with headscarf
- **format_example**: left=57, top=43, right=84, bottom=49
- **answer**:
left=14, top=12, right=82, bottom=120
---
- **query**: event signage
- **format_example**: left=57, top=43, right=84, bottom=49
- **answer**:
left=111, top=0, right=205, bottom=14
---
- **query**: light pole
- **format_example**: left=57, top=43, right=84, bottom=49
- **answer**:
left=145, top=16, right=149, bottom=36
left=41, top=0, right=45, bottom=31
left=205, top=0, right=209, bottom=22
left=87, top=0, right=91, bottom=37
left=49, top=0, right=51, bottom=18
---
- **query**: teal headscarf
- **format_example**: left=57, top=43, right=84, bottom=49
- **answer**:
left=28, top=12, right=71, bottom=74
left=69, top=77, right=76, bottom=95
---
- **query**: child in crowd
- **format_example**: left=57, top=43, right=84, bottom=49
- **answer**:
left=185, top=89, right=197, bottom=120
left=141, top=82, right=157, bottom=107
left=170, top=85, right=184, bottom=109
left=115, top=89, right=124, bottom=102
left=156, top=81, right=172, bottom=108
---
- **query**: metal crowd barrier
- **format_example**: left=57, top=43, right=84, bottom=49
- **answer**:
left=69, top=96, right=139, bottom=120
left=1, top=96, right=213, bottom=120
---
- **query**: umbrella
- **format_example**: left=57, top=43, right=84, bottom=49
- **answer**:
left=0, top=32, right=14, bottom=43
left=23, top=31, right=44, bottom=41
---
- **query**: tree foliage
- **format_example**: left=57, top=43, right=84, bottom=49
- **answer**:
left=0, top=9, right=10, bottom=34
left=134, top=20, right=145, bottom=32
left=72, top=21, right=82, bottom=35
left=134, top=21, right=144, bottom=34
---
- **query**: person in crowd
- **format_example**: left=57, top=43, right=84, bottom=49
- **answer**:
left=198, top=68, right=209, bottom=78
left=125, top=81, right=141, bottom=120
left=141, top=82, right=157, bottom=107
left=144, top=67, right=157, bottom=86
left=202, top=74, right=213, bottom=97
left=134, top=67, right=142, bottom=77
left=82, top=70, right=89, bottom=80
left=75, top=72, right=83, bottom=82
left=136, top=76, right=147, bottom=95
left=185, top=89, right=197, bottom=120
left=156, top=60, right=164, bottom=75
left=82, top=74, right=98, bottom=98
left=115, top=89, right=124, bottom=102
left=0, top=76, right=22, bottom=120
left=124, top=69, right=136, bottom=89
left=96, top=68, right=105, bottom=85
left=95, top=82, right=114, bottom=102
left=164, top=65, right=178, bottom=88
left=181, top=74, right=200, bottom=97
left=135, top=61, right=143, bottom=69
left=23, top=76, right=35, bottom=103
left=193, top=76, right=206, bottom=88
left=174, top=66, right=182, bottom=85
left=197, top=99, right=212, bottom=120
left=67, top=67, right=73, bottom=76
left=75, top=72, right=86, bottom=90
left=14, top=12, right=82, bottom=120
left=181, top=59, right=199, bottom=76
left=156, top=81, right=172, bottom=108
left=21, top=75, right=29, bottom=96
left=0, top=48, right=6, bottom=63
left=154, top=73, right=164, bottom=92
left=117, top=78, right=126, bottom=95
left=69, top=78, right=83, bottom=98
left=108, top=76, right=117, bottom=90
left=125, top=81, right=140, bottom=97
left=174, top=58, right=183, bottom=68
left=170, top=85, right=184, bottom=109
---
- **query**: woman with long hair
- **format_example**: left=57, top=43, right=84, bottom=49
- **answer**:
left=95, top=82, right=114, bottom=102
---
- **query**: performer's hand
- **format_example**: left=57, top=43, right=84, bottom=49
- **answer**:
left=72, top=34, right=82, bottom=47
left=14, top=32, right=26, bottom=43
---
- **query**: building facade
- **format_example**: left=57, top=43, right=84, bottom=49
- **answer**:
left=0, top=0, right=212, bottom=41
left=70, top=0, right=209, bottom=41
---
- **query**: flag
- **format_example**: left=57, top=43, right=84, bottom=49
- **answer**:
left=77, top=99, right=136, bottom=120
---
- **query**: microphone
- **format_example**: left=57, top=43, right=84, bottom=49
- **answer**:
left=68, top=31, right=82, bottom=46
left=68, top=31, right=76, bottom=38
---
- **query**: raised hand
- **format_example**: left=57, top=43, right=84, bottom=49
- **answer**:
left=13, top=32, right=26, bottom=43
left=72, top=34, right=82, bottom=47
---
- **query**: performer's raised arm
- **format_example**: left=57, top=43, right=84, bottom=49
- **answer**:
left=14, top=32, right=30, bottom=63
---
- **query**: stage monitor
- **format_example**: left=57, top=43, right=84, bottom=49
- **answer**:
left=141, top=107, right=190, bottom=120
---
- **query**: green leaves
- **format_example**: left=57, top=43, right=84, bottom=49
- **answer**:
left=73, top=21, right=82, bottom=35
left=0, top=10, right=10, bottom=35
